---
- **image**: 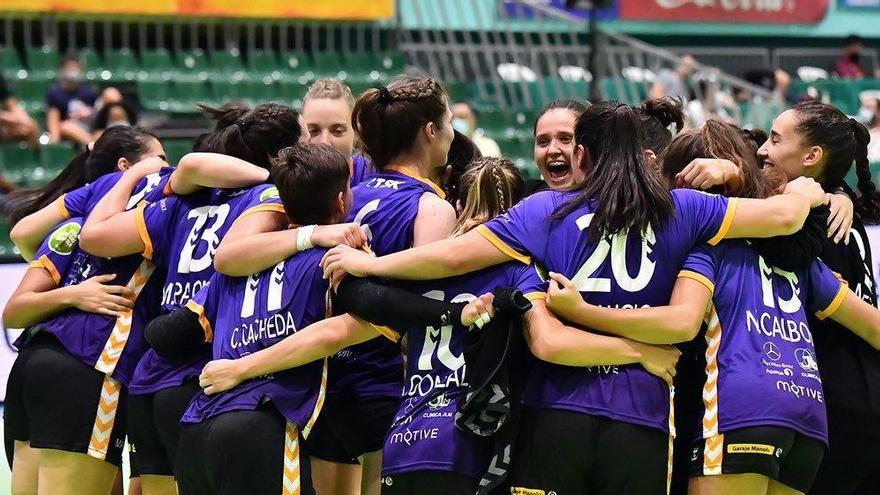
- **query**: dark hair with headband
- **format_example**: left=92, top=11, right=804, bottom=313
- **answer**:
left=791, top=100, right=880, bottom=223
left=197, top=102, right=302, bottom=170
left=351, top=76, right=449, bottom=171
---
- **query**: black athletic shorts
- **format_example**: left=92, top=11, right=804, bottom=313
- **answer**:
left=381, top=471, right=478, bottom=495
left=306, top=396, right=398, bottom=461
left=127, top=377, right=200, bottom=476
left=509, top=407, right=669, bottom=495
left=810, top=426, right=880, bottom=495
left=305, top=411, right=359, bottom=464
left=689, top=426, right=825, bottom=494
left=4, top=332, right=128, bottom=466
left=176, top=406, right=314, bottom=495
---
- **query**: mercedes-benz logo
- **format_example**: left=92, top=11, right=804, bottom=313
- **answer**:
left=763, top=341, right=781, bottom=361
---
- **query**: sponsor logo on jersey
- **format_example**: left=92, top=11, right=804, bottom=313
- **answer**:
left=510, top=488, right=546, bottom=495
left=727, top=443, right=776, bottom=456
left=48, top=222, right=81, bottom=255
left=260, top=187, right=280, bottom=201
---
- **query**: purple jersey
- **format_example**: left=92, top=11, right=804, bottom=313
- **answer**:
left=480, top=188, right=735, bottom=432
left=330, top=170, right=446, bottom=399
left=58, top=167, right=175, bottom=220
left=682, top=242, right=846, bottom=444
left=128, top=183, right=285, bottom=395
left=350, top=154, right=377, bottom=187
left=383, top=262, right=544, bottom=478
left=181, top=248, right=348, bottom=432
left=21, top=170, right=172, bottom=385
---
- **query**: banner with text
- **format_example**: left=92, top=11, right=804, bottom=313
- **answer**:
left=619, top=0, right=830, bottom=24
left=0, top=0, right=394, bottom=20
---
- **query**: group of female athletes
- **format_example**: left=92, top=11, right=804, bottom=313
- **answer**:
left=2, top=73, right=880, bottom=495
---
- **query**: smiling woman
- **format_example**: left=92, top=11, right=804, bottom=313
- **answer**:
left=531, top=100, right=588, bottom=192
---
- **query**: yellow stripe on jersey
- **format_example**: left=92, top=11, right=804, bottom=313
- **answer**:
left=815, top=284, right=847, bottom=320
left=678, top=270, right=715, bottom=295
left=242, top=203, right=286, bottom=217
left=55, top=195, right=71, bottom=219
left=162, top=179, right=174, bottom=197
left=475, top=225, right=532, bottom=265
left=31, top=255, right=62, bottom=285
left=386, top=165, right=446, bottom=199
left=186, top=299, right=214, bottom=343
left=301, top=357, right=328, bottom=439
left=524, top=291, right=547, bottom=302
left=707, top=197, right=739, bottom=246
left=135, top=202, right=154, bottom=260
left=372, top=324, right=401, bottom=343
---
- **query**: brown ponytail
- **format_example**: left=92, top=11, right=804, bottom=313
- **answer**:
left=351, top=76, right=448, bottom=171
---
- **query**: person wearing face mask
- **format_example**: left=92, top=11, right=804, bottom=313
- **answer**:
left=451, top=102, right=501, bottom=158
left=834, top=35, right=867, bottom=80
left=47, top=55, right=115, bottom=146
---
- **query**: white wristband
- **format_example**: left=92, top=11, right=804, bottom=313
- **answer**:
left=296, top=225, right=316, bottom=252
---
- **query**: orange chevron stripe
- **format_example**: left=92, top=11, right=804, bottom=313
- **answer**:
left=87, top=376, right=121, bottom=460
left=703, top=434, right=725, bottom=475
left=94, top=260, right=155, bottom=376
left=302, top=358, right=328, bottom=439
left=701, top=305, right=722, bottom=437
left=666, top=386, right=675, bottom=495
left=282, top=422, right=301, bottom=495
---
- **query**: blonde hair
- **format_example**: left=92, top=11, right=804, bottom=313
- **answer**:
left=453, top=157, right=524, bottom=236
left=304, top=79, right=355, bottom=108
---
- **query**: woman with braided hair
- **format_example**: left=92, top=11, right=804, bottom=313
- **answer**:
left=77, top=102, right=303, bottom=494
left=194, top=76, right=456, bottom=495
left=757, top=102, right=880, bottom=495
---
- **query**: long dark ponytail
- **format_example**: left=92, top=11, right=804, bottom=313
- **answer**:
left=6, top=126, right=158, bottom=226
left=792, top=100, right=880, bottom=223
left=555, top=101, right=674, bottom=239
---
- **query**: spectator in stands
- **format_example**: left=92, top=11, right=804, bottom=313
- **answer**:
left=451, top=101, right=501, bottom=157
left=868, top=99, right=880, bottom=163
left=685, top=79, right=734, bottom=128
left=650, top=53, right=696, bottom=100
left=835, top=34, right=867, bottom=79
left=90, top=100, right=138, bottom=140
left=0, top=74, right=40, bottom=149
left=46, top=55, right=118, bottom=146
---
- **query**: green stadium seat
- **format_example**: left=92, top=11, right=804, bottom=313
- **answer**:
left=277, top=79, right=308, bottom=108
left=169, top=80, right=209, bottom=114
left=445, top=81, right=470, bottom=104
left=76, top=49, right=101, bottom=81
left=0, top=217, right=18, bottom=259
left=103, top=49, right=139, bottom=81
left=26, top=45, right=60, bottom=80
left=343, top=52, right=385, bottom=84
left=176, top=50, right=210, bottom=77
left=139, top=49, right=175, bottom=80
left=0, top=143, right=39, bottom=186
left=163, top=140, right=194, bottom=166
left=0, top=45, right=24, bottom=80
left=137, top=79, right=171, bottom=112
left=209, top=50, right=246, bottom=76
left=249, top=50, right=281, bottom=77
left=12, top=79, right=50, bottom=114
left=238, top=77, right=279, bottom=104
left=276, top=52, right=315, bottom=83
left=41, top=142, right=76, bottom=171
left=477, top=109, right=508, bottom=139
left=311, top=52, right=344, bottom=79
left=377, top=52, right=405, bottom=73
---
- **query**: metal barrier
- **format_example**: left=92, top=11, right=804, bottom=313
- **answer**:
left=774, top=47, right=879, bottom=77
left=398, top=0, right=779, bottom=130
